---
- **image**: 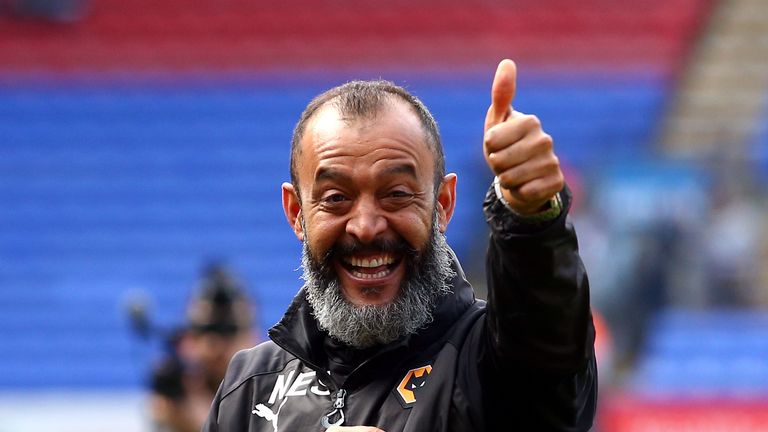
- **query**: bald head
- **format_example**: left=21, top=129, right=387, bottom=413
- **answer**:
left=290, top=80, right=445, bottom=194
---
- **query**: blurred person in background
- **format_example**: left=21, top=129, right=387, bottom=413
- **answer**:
left=703, top=174, right=766, bottom=307
left=203, top=60, right=596, bottom=431
left=565, top=169, right=617, bottom=386
left=149, top=265, right=258, bottom=432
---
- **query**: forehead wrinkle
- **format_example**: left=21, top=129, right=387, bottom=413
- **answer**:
left=314, top=166, right=352, bottom=183
left=312, top=139, right=426, bottom=167
left=315, top=151, right=424, bottom=179
left=299, top=102, right=435, bottom=188
left=380, top=162, right=418, bottom=180
left=311, top=101, right=428, bottom=152
left=313, top=159, right=421, bottom=188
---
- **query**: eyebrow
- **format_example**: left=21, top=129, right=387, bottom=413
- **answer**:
left=315, top=167, right=352, bottom=183
left=382, top=163, right=418, bottom=179
left=314, top=163, right=418, bottom=183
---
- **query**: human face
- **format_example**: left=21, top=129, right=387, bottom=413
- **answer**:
left=282, top=99, right=456, bottom=306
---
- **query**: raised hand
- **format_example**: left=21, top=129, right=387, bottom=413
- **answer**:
left=483, top=59, right=564, bottom=215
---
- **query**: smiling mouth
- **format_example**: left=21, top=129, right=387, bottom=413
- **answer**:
left=340, top=253, right=402, bottom=280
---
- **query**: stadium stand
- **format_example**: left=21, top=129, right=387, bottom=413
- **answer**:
left=0, top=76, right=670, bottom=387
left=599, top=309, right=768, bottom=431
left=2, top=1, right=736, bottom=411
left=0, top=0, right=710, bottom=72
left=631, top=309, right=768, bottom=397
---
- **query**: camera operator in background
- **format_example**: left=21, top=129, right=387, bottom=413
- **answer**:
left=149, top=265, right=258, bottom=432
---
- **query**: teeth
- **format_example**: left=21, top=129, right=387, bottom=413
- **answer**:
left=351, top=268, right=392, bottom=279
left=345, top=254, right=395, bottom=268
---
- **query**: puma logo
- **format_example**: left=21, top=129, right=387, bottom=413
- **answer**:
left=252, top=398, right=288, bottom=432
left=252, top=369, right=331, bottom=430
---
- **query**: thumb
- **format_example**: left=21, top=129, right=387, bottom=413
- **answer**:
left=485, top=59, right=517, bottom=131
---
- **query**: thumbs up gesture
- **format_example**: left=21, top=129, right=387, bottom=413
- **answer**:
left=484, top=60, right=564, bottom=216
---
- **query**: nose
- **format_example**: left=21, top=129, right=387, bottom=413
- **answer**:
left=345, top=198, right=388, bottom=245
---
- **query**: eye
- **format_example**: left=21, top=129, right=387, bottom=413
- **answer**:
left=323, top=193, right=348, bottom=203
left=380, top=189, right=415, bottom=211
left=316, top=189, right=353, bottom=213
left=389, top=190, right=413, bottom=199
left=323, top=193, right=347, bottom=203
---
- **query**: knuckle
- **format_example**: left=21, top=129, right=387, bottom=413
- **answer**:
left=541, top=177, right=563, bottom=197
left=483, top=140, right=495, bottom=158
left=524, top=185, right=545, bottom=201
left=539, top=133, right=553, bottom=150
left=484, top=129, right=494, bottom=145
left=554, top=172, right=566, bottom=189
left=527, top=181, right=557, bottom=202
left=486, top=152, right=501, bottom=171
left=522, top=114, right=541, bottom=129
left=545, top=154, right=560, bottom=170
left=517, top=188, right=538, bottom=203
left=498, top=172, right=515, bottom=188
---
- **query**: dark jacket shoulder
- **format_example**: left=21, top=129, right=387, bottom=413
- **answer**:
left=219, top=341, right=297, bottom=399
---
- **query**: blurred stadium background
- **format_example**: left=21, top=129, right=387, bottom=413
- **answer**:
left=1, top=0, right=767, bottom=430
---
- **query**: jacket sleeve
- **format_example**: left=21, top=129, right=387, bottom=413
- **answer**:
left=480, top=183, right=597, bottom=430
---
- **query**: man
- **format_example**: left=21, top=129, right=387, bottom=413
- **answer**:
left=203, top=59, right=597, bottom=431
left=150, top=265, right=257, bottom=432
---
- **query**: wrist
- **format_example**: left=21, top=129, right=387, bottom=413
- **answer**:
left=493, top=176, right=563, bottom=222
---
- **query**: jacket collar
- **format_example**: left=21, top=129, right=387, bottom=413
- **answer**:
left=268, top=248, right=476, bottom=370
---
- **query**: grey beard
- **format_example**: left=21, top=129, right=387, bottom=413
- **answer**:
left=301, top=217, right=455, bottom=349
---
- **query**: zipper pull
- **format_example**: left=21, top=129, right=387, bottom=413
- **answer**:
left=333, top=389, right=347, bottom=409
left=321, top=389, right=347, bottom=428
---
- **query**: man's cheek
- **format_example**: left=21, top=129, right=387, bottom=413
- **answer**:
left=308, top=225, right=338, bottom=257
left=304, top=235, right=328, bottom=264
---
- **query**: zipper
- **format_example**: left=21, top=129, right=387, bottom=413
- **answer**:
left=321, top=388, right=347, bottom=428
left=270, top=336, right=347, bottom=428
left=317, top=342, right=407, bottom=428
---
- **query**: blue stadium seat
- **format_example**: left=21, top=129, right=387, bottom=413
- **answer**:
left=0, top=74, right=667, bottom=388
left=630, top=309, right=768, bottom=397
left=753, top=94, right=768, bottom=181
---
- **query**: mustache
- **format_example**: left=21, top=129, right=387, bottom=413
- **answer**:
left=328, top=236, right=417, bottom=259
left=309, top=235, right=420, bottom=284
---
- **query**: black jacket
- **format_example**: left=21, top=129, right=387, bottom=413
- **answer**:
left=203, top=187, right=597, bottom=431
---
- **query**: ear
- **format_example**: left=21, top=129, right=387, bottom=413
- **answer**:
left=435, top=173, right=457, bottom=233
left=281, top=182, right=304, bottom=241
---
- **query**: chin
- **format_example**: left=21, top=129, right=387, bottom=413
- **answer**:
left=340, top=280, right=401, bottom=306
